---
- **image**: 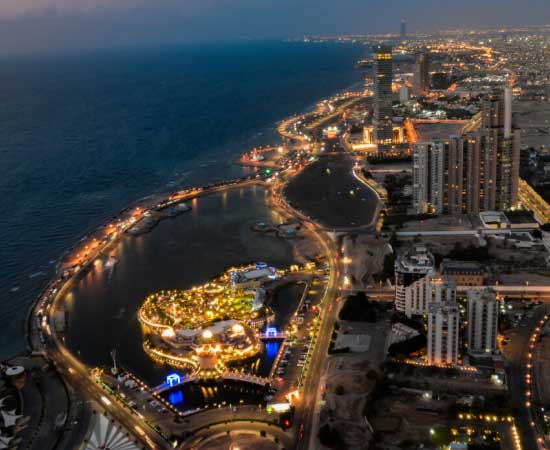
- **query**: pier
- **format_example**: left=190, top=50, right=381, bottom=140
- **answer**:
left=152, top=372, right=271, bottom=395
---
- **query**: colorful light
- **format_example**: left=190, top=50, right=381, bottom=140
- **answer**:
left=166, top=373, right=181, bottom=387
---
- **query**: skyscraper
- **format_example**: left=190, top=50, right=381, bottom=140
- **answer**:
left=372, top=45, right=393, bottom=152
left=412, top=87, right=520, bottom=215
left=400, top=19, right=407, bottom=40
left=479, top=87, right=520, bottom=211
left=427, top=292, right=459, bottom=366
left=412, top=142, right=444, bottom=214
left=413, top=50, right=430, bottom=96
left=467, top=289, right=499, bottom=355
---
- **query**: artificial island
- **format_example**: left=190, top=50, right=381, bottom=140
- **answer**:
left=138, top=264, right=281, bottom=374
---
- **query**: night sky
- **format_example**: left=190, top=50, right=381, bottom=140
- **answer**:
left=0, top=0, right=549, bottom=54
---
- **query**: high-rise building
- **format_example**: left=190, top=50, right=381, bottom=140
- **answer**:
left=412, top=142, right=444, bottom=214
left=394, top=246, right=435, bottom=317
left=412, top=87, right=520, bottom=215
left=479, top=87, right=520, bottom=211
left=400, top=20, right=407, bottom=40
left=372, top=45, right=393, bottom=152
left=467, top=289, right=498, bottom=355
left=413, top=50, right=430, bottom=96
left=427, top=295, right=460, bottom=365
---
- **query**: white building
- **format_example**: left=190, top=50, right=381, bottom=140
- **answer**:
left=467, top=288, right=498, bottom=355
left=427, top=281, right=459, bottom=365
left=395, top=247, right=435, bottom=317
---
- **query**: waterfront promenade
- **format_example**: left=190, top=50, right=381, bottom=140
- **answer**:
left=24, top=87, right=380, bottom=450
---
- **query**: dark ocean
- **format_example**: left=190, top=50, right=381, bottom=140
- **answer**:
left=0, top=41, right=365, bottom=359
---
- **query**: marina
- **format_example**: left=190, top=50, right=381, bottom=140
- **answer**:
left=62, top=186, right=308, bottom=392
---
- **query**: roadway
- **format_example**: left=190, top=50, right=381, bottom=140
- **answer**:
left=504, top=304, right=549, bottom=450
left=48, top=332, right=170, bottom=449
left=270, top=174, right=344, bottom=450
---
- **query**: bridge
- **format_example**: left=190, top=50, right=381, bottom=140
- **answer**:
left=259, top=330, right=287, bottom=340
left=152, top=372, right=271, bottom=394
left=219, top=372, right=271, bottom=386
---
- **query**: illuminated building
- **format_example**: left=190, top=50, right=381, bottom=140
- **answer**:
left=427, top=287, right=459, bottom=365
left=467, top=288, right=498, bottom=355
left=363, top=125, right=404, bottom=146
left=372, top=45, right=393, bottom=152
left=394, top=246, right=435, bottom=317
left=412, top=88, right=520, bottom=215
left=478, top=87, right=520, bottom=211
left=413, top=142, right=444, bottom=214
left=413, top=49, right=430, bottom=96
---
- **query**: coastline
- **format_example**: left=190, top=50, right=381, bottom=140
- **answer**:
left=21, top=76, right=368, bottom=360
left=0, top=41, right=367, bottom=362
left=18, top=70, right=378, bottom=449
left=14, top=66, right=388, bottom=448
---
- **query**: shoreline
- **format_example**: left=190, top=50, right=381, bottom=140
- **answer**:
left=19, top=78, right=375, bottom=449
left=23, top=77, right=369, bottom=356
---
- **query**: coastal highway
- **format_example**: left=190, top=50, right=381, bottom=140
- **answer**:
left=271, top=178, right=343, bottom=450
left=295, top=232, right=341, bottom=450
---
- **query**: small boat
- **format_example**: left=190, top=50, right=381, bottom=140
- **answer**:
left=165, top=202, right=192, bottom=217
left=104, top=256, right=118, bottom=269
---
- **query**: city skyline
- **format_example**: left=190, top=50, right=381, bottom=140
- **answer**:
left=0, top=0, right=550, bottom=54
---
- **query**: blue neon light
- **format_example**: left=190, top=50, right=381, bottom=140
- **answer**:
left=265, top=342, right=280, bottom=361
left=266, top=326, right=278, bottom=337
left=166, top=373, right=181, bottom=387
left=168, top=390, right=184, bottom=405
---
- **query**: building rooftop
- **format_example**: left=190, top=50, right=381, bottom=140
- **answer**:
left=428, top=301, right=459, bottom=315
left=395, top=246, right=435, bottom=274
left=411, top=120, right=468, bottom=142
left=467, top=288, right=497, bottom=303
left=440, top=259, right=487, bottom=274
left=479, top=211, right=508, bottom=226
left=504, top=210, right=538, bottom=224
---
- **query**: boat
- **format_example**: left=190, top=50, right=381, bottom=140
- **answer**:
left=104, top=256, right=118, bottom=270
left=166, top=202, right=192, bottom=217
